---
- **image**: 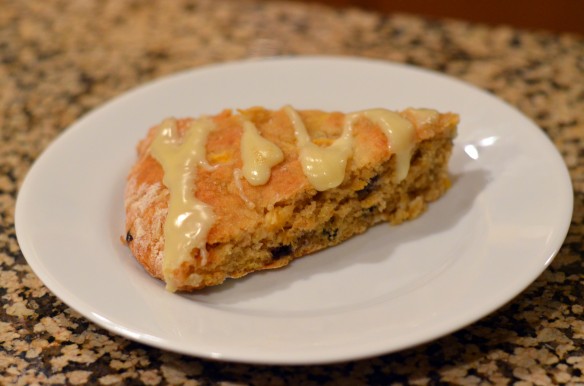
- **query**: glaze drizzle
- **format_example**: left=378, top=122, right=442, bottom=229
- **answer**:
left=150, top=118, right=217, bottom=291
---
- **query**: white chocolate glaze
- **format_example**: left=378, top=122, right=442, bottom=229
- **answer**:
left=284, top=106, right=354, bottom=191
left=150, top=118, right=216, bottom=291
left=233, top=168, right=256, bottom=209
left=240, top=119, right=284, bottom=186
left=356, top=109, right=415, bottom=182
left=406, top=107, right=439, bottom=127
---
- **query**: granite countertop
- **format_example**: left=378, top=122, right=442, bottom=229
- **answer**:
left=1, top=0, right=583, bottom=384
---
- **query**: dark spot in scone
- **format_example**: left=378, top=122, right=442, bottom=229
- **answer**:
left=270, top=245, right=292, bottom=260
left=362, top=206, right=378, bottom=216
left=126, top=231, right=133, bottom=242
left=323, top=227, right=338, bottom=241
left=510, top=33, right=522, bottom=47
left=356, top=175, right=380, bottom=200
left=411, top=148, right=422, bottom=164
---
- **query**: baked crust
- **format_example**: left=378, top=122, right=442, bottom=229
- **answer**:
left=124, top=106, right=458, bottom=291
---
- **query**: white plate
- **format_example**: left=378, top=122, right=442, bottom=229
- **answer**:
left=16, top=57, right=573, bottom=365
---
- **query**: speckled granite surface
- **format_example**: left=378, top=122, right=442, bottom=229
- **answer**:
left=1, top=0, right=583, bottom=384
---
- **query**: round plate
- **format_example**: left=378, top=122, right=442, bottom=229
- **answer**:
left=15, top=57, right=573, bottom=364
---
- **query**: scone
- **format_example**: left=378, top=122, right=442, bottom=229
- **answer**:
left=124, top=105, right=458, bottom=291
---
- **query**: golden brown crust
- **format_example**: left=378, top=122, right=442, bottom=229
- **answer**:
left=124, top=106, right=458, bottom=291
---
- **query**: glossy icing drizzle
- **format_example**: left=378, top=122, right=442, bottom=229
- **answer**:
left=355, top=109, right=415, bottom=182
left=284, top=105, right=355, bottom=191
left=240, top=119, right=284, bottom=186
left=150, top=118, right=216, bottom=291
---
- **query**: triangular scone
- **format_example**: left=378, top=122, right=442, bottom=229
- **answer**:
left=124, top=106, right=458, bottom=291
